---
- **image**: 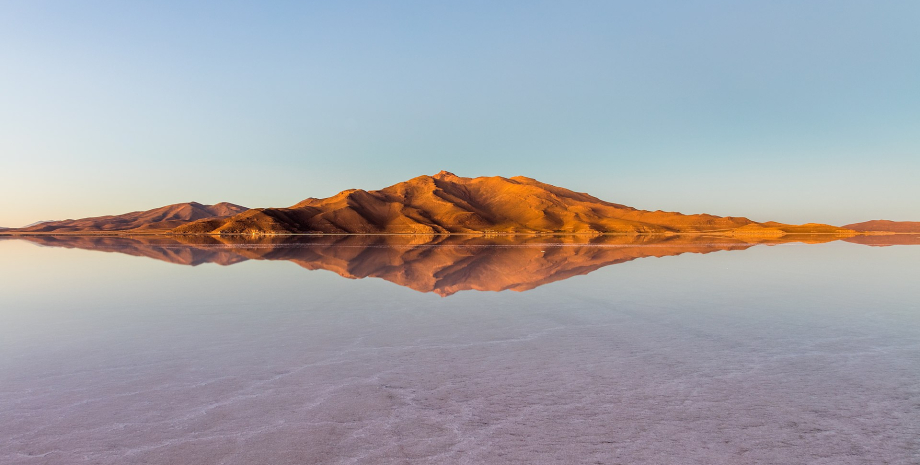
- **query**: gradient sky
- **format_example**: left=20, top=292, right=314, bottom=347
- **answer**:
left=1, top=1, right=918, bottom=227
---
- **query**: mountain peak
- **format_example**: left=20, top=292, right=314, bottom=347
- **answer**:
left=432, top=170, right=459, bottom=179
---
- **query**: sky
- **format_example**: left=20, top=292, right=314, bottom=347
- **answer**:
left=1, top=0, right=918, bottom=227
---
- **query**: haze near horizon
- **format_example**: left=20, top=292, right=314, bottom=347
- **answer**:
left=1, top=1, right=918, bottom=227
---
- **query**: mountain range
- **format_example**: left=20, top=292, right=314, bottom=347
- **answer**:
left=2, top=172, right=915, bottom=236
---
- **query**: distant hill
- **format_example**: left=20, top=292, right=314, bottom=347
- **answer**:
left=23, top=220, right=59, bottom=228
left=13, top=202, right=248, bottom=233
left=843, top=220, right=920, bottom=233
left=175, top=171, right=852, bottom=236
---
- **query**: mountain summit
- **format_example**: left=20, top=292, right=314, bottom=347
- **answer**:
left=173, top=173, right=848, bottom=236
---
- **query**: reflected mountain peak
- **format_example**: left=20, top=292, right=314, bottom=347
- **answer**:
left=5, top=234, right=908, bottom=296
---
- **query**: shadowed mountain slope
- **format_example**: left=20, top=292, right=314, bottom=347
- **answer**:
left=175, top=172, right=851, bottom=236
left=14, top=202, right=248, bottom=233
left=844, top=220, right=920, bottom=233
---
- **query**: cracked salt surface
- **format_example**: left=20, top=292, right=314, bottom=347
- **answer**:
left=0, top=240, right=918, bottom=464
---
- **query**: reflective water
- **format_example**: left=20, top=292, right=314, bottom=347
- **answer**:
left=1, top=236, right=918, bottom=464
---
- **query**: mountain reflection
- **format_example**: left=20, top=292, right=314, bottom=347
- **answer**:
left=5, top=234, right=881, bottom=296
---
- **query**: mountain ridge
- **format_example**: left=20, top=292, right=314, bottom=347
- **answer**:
left=844, top=220, right=920, bottom=233
left=11, top=202, right=248, bottom=233
left=3, top=172, right=905, bottom=236
left=22, top=220, right=59, bottom=228
left=174, top=172, right=850, bottom=236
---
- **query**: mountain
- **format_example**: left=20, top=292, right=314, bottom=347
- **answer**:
left=2, top=234, right=845, bottom=296
left=2, top=172, right=861, bottom=236
left=14, top=202, right=248, bottom=233
left=23, top=220, right=58, bottom=228
left=843, top=220, right=920, bottom=233
left=175, top=171, right=851, bottom=236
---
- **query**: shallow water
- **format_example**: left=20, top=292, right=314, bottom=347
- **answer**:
left=1, top=236, right=918, bottom=464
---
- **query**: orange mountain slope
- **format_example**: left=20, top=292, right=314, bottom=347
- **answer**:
left=12, top=202, right=248, bottom=233
left=174, top=171, right=852, bottom=236
left=843, top=220, right=920, bottom=233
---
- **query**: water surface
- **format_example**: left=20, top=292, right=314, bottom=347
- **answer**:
left=1, top=236, right=918, bottom=464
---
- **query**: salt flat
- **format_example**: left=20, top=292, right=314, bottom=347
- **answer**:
left=1, top=238, right=917, bottom=464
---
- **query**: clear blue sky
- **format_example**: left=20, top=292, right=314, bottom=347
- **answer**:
left=1, top=1, right=918, bottom=227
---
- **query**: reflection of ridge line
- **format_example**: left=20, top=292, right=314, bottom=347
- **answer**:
left=18, top=235, right=841, bottom=295
left=82, top=242, right=764, bottom=250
